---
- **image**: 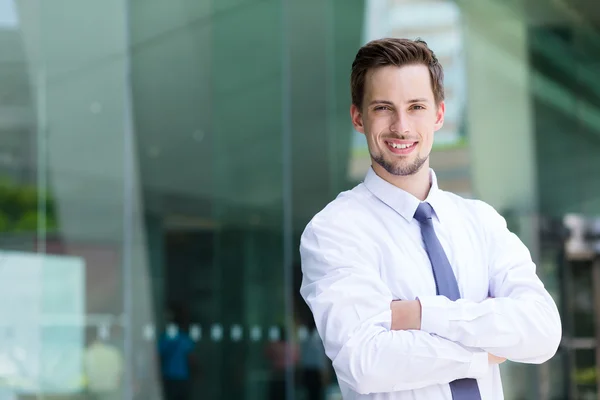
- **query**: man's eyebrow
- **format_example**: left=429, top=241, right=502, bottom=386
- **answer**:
left=368, top=100, right=394, bottom=106
left=368, top=98, right=430, bottom=106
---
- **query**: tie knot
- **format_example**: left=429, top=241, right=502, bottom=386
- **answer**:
left=414, top=202, right=433, bottom=223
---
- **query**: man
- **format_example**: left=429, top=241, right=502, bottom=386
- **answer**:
left=299, top=38, right=561, bottom=399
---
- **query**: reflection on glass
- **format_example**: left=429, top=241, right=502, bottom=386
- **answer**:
left=0, top=251, right=84, bottom=396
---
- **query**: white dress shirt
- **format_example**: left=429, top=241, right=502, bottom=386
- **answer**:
left=299, top=168, right=561, bottom=400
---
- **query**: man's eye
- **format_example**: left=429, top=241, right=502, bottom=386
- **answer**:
left=374, top=106, right=390, bottom=111
left=411, top=105, right=425, bottom=110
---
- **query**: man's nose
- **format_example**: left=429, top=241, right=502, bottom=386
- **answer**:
left=390, top=112, right=410, bottom=134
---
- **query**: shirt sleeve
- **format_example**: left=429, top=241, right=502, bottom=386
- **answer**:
left=419, top=201, right=562, bottom=363
left=300, top=214, right=490, bottom=395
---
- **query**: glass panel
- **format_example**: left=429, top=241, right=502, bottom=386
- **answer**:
left=289, top=1, right=365, bottom=398
left=575, top=349, right=597, bottom=398
left=0, top=1, right=135, bottom=399
left=130, top=0, right=287, bottom=398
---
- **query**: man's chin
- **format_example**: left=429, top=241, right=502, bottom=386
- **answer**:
left=377, top=159, right=426, bottom=177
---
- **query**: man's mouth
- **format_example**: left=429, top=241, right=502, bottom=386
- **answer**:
left=385, top=140, right=418, bottom=154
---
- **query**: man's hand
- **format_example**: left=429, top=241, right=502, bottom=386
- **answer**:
left=488, top=354, right=506, bottom=365
left=390, top=300, right=421, bottom=331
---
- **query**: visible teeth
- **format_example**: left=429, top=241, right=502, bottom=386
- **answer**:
left=391, top=143, right=412, bottom=149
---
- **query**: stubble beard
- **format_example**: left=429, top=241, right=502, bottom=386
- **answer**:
left=371, top=149, right=428, bottom=176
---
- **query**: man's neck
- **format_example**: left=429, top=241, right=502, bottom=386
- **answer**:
left=372, top=162, right=431, bottom=201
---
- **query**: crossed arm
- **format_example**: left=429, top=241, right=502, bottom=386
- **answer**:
left=299, top=203, right=561, bottom=395
left=391, top=203, right=561, bottom=363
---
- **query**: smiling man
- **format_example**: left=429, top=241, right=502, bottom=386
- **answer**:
left=299, top=38, right=561, bottom=399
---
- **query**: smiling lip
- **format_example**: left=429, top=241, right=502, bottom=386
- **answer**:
left=385, top=139, right=418, bottom=155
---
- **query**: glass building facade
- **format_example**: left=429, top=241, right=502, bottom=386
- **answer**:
left=0, top=0, right=599, bottom=399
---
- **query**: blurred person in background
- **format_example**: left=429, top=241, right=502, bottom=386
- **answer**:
left=299, top=38, right=562, bottom=399
left=158, top=305, right=196, bottom=400
left=84, top=325, right=124, bottom=400
left=264, top=325, right=299, bottom=400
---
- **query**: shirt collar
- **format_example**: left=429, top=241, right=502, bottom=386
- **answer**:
left=363, top=167, right=446, bottom=223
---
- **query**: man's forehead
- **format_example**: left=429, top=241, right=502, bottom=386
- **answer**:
left=364, top=66, right=434, bottom=102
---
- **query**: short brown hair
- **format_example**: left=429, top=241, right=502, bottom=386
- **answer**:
left=350, top=38, right=444, bottom=108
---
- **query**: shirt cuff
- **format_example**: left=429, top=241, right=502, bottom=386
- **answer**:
left=466, top=351, right=489, bottom=379
left=418, top=295, right=451, bottom=336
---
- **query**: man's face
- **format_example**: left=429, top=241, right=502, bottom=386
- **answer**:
left=351, top=64, right=444, bottom=177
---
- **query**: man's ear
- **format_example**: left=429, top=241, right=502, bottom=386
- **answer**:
left=434, top=101, right=445, bottom=132
left=350, top=104, right=365, bottom=134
